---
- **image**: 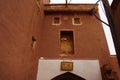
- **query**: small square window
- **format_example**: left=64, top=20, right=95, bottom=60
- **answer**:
left=54, top=17, right=59, bottom=24
left=73, top=17, right=82, bottom=25
left=53, top=17, right=61, bottom=25
left=74, top=18, right=80, bottom=24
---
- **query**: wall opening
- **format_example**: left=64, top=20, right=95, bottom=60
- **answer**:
left=52, top=17, right=61, bottom=25
left=72, top=17, right=82, bottom=25
left=51, top=72, right=86, bottom=80
left=60, top=31, right=74, bottom=55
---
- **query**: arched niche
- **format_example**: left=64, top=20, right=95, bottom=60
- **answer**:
left=51, top=72, right=86, bottom=80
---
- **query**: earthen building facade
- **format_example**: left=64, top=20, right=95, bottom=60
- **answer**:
left=0, top=0, right=120, bottom=80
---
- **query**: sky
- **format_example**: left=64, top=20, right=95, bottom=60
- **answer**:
left=51, top=0, right=113, bottom=4
left=50, top=0, right=116, bottom=55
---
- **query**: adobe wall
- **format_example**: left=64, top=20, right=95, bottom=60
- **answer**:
left=111, top=1, right=120, bottom=36
left=110, top=56, right=120, bottom=80
left=111, top=2, right=120, bottom=79
left=43, top=0, right=50, bottom=4
left=40, top=8, right=110, bottom=66
left=0, top=0, right=44, bottom=80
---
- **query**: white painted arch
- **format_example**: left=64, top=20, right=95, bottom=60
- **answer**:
left=37, top=59, right=102, bottom=80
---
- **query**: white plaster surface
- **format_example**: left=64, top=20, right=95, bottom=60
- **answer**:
left=37, top=59, right=102, bottom=80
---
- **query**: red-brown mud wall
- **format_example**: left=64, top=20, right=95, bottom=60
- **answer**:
left=0, top=0, right=43, bottom=80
